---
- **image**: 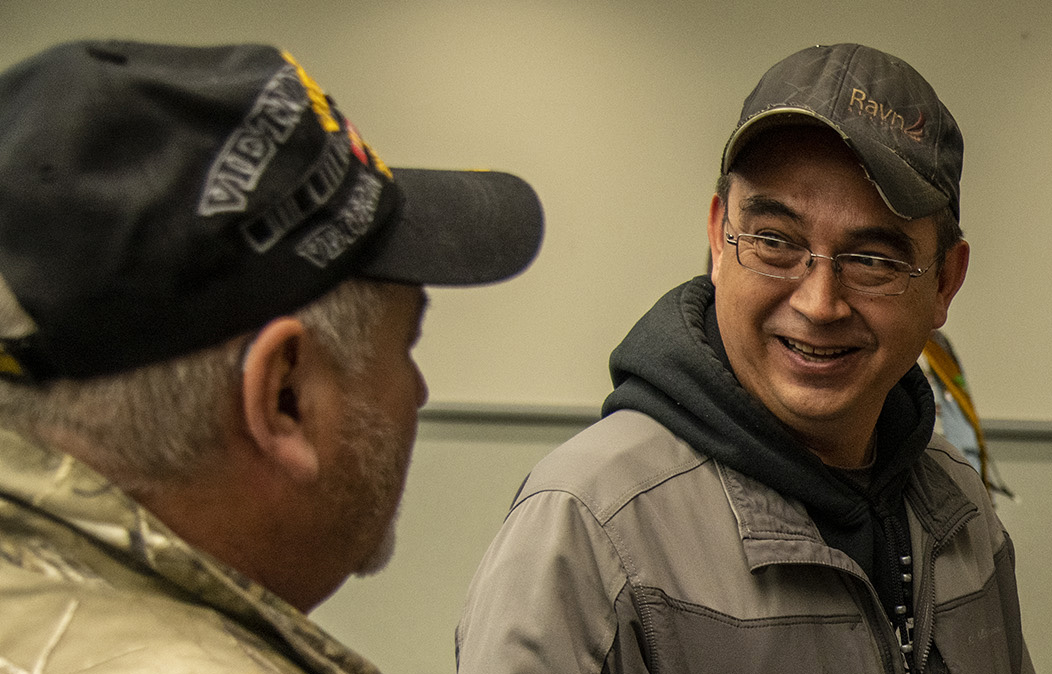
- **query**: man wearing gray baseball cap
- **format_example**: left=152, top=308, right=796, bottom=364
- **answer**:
left=0, top=40, right=542, bottom=673
left=457, top=44, right=1031, bottom=673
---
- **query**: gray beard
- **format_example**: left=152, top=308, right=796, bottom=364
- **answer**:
left=352, top=510, right=399, bottom=577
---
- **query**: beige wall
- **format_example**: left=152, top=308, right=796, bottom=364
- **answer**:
left=994, top=436, right=1052, bottom=667
left=2, top=1, right=1049, bottom=671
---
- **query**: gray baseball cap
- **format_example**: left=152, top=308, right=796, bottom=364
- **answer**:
left=722, top=43, right=963, bottom=222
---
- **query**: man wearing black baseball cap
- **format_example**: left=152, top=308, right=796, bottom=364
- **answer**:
left=457, top=44, right=1032, bottom=673
left=0, top=40, right=541, bottom=673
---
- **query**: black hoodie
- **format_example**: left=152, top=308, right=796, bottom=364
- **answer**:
left=602, top=276, right=936, bottom=647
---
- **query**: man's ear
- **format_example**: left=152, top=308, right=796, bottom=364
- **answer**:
left=932, top=239, right=970, bottom=329
left=707, top=193, right=727, bottom=284
left=241, top=317, right=320, bottom=483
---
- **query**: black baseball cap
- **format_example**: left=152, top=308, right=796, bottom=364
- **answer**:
left=0, top=40, right=544, bottom=382
left=722, top=43, right=963, bottom=222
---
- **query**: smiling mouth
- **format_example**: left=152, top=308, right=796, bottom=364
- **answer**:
left=780, top=337, right=856, bottom=361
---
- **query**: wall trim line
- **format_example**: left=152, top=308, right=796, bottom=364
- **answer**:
left=421, top=402, right=1052, bottom=442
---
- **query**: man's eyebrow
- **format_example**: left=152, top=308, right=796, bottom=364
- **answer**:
left=844, top=226, right=917, bottom=260
left=738, top=196, right=803, bottom=222
left=738, top=196, right=918, bottom=259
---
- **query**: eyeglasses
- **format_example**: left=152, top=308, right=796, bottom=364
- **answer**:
left=723, top=229, right=935, bottom=296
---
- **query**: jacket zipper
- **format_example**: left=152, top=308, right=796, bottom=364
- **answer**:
left=879, top=507, right=916, bottom=672
left=913, top=509, right=977, bottom=672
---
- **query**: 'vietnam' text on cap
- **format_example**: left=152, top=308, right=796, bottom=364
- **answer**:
left=0, top=40, right=544, bottom=382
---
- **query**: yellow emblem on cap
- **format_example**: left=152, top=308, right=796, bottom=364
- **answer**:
left=281, top=51, right=340, bottom=133
left=0, top=348, right=24, bottom=378
left=281, top=51, right=393, bottom=181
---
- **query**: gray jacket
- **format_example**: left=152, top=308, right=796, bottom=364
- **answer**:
left=456, top=409, right=1033, bottom=674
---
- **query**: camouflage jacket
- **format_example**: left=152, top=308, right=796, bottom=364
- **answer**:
left=0, top=428, right=381, bottom=674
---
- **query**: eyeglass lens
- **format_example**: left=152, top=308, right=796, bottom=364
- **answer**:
left=736, top=234, right=912, bottom=295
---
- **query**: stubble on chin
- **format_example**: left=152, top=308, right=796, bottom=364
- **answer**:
left=352, top=515, right=399, bottom=577
left=335, top=400, right=414, bottom=578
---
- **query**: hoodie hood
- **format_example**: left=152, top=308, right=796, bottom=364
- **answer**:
left=602, top=275, right=936, bottom=534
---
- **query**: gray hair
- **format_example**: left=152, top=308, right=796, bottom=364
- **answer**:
left=0, top=278, right=387, bottom=491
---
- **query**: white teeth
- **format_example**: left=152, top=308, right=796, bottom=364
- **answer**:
left=785, top=338, right=849, bottom=357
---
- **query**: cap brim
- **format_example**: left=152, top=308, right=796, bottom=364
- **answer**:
left=353, top=168, right=544, bottom=286
left=722, top=109, right=949, bottom=220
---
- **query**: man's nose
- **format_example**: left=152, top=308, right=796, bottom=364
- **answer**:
left=788, top=255, right=852, bottom=324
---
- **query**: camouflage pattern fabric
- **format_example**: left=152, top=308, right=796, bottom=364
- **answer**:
left=0, top=428, right=382, bottom=674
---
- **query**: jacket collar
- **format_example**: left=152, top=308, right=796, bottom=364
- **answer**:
left=716, top=452, right=977, bottom=575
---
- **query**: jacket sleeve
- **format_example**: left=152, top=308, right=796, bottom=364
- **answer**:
left=920, top=442, right=1036, bottom=674
left=455, top=489, right=632, bottom=674
left=998, top=533, right=1036, bottom=674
